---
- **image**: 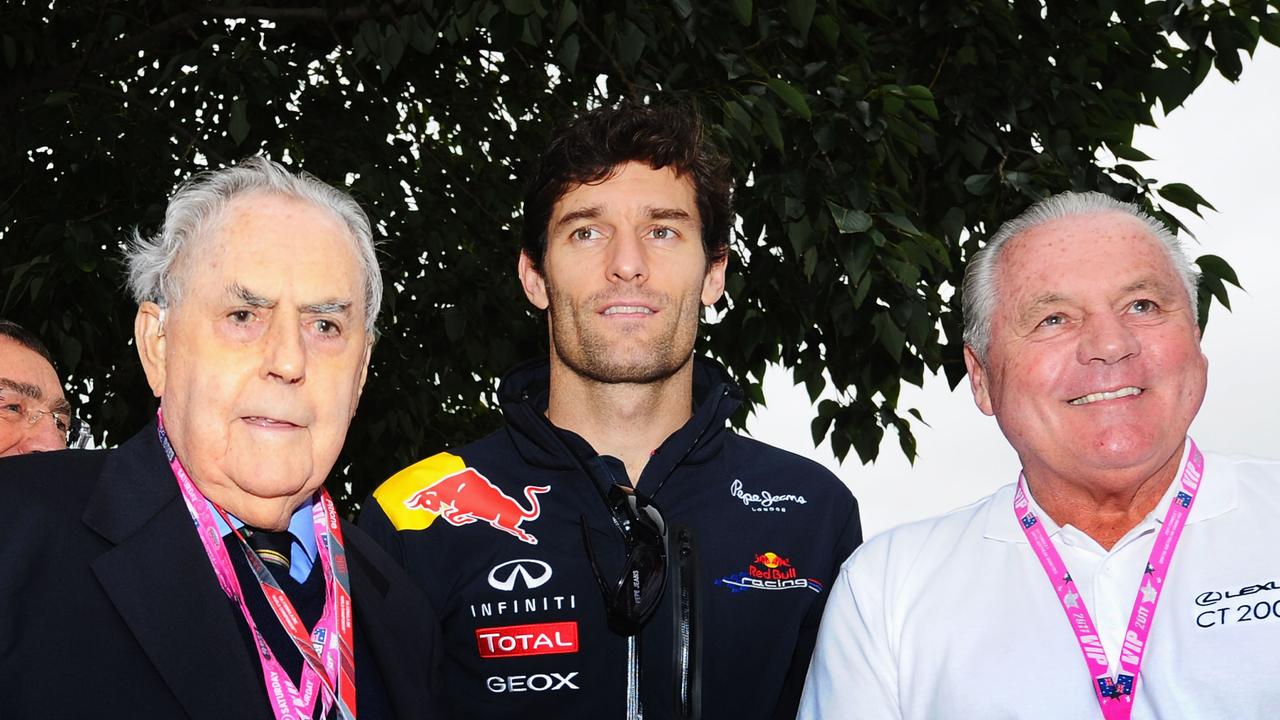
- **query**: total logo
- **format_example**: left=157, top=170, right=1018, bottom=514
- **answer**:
left=475, top=621, right=579, bottom=659
left=403, top=467, right=549, bottom=544
left=486, top=672, right=580, bottom=693
left=715, top=551, right=824, bottom=594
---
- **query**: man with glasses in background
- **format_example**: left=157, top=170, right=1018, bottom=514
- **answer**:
left=361, top=102, right=861, bottom=720
left=0, top=319, right=79, bottom=455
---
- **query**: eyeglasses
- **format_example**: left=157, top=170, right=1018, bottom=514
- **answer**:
left=0, top=389, right=89, bottom=448
left=581, top=484, right=668, bottom=636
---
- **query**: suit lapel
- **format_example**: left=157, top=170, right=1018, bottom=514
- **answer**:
left=84, top=423, right=267, bottom=720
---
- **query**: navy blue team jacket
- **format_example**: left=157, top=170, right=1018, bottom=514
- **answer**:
left=360, top=358, right=862, bottom=719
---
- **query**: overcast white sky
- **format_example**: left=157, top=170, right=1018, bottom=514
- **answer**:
left=748, top=43, right=1280, bottom=539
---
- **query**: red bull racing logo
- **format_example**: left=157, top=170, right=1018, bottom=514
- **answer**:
left=404, top=468, right=550, bottom=545
left=715, top=551, right=823, bottom=594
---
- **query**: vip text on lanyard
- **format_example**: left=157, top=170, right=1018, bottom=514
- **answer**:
left=1014, top=440, right=1203, bottom=720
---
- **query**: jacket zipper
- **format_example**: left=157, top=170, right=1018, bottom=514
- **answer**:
left=674, top=526, right=700, bottom=719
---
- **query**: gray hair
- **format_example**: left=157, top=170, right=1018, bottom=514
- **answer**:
left=124, top=156, right=382, bottom=332
left=962, top=191, right=1199, bottom=360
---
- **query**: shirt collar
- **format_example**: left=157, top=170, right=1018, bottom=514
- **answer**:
left=209, top=494, right=319, bottom=565
left=983, top=437, right=1237, bottom=544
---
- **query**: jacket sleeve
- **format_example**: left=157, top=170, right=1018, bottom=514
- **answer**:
left=357, top=494, right=408, bottom=568
left=772, top=492, right=863, bottom=719
left=797, top=544, right=902, bottom=720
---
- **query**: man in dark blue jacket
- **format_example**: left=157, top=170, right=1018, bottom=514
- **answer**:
left=361, top=102, right=861, bottom=720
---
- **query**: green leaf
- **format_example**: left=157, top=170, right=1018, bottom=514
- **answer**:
left=827, top=202, right=872, bottom=234
left=1261, top=14, right=1280, bottom=47
left=229, top=97, right=249, bottom=145
left=556, top=1, right=578, bottom=38
left=963, top=174, right=993, bottom=195
left=1108, top=141, right=1152, bottom=162
left=810, top=400, right=837, bottom=446
left=1158, top=182, right=1215, bottom=216
left=43, top=90, right=77, bottom=106
left=755, top=99, right=785, bottom=151
left=838, top=239, right=873, bottom=283
left=1196, top=254, right=1241, bottom=288
left=617, top=21, right=646, bottom=68
left=873, top=311, right=907, bottom=361
left=902, top=84, right=938, bottom=120
left=814, top=15, right=839, bottom=48
left=504, top=0, right=536, bottom=15
left=731, top=0, right=752, bottom=25
left=724, top=99, right=752, bottom=136
left=671, top=0, right=693, bottom=19
left=383, top=28, right=405, bottom=73
left=766, top=78, right=811, bottom=120
left=880, top=213, right=920, bottom=236
left=787, top=0, right=816, bottom=40
left=558, top=34, right=580, bottom=73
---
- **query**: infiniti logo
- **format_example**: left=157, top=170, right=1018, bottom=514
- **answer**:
left=488, top=559, right=554, bottom=591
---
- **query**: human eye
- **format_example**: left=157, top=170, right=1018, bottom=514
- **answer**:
left=311, top=318, right=342, bottom=336
left=1128, top=299, right=1158, bottom=314
left=227, top=309, right=256, bottom=324
left=1038, top=313, right=1066, bottom=328
left=648, top=225, right=678, bottom=241
left=0, top=399, right=22, bottom=417
left=52, top=413, right=70, bottom=433
left=570, top=226, right=603, bottom=242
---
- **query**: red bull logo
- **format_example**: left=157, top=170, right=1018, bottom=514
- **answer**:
left=715, top=550, right=823, bottom=594
left=753, top=552, right=792, bottom=569
left=405, top=468, right=550, bottom=545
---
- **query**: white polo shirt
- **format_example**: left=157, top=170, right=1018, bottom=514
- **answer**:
left=799, top=443, right=1280, bottom=719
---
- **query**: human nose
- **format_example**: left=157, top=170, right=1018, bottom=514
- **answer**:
left=262, top=316, right=306, bottom=384
left=1077, top=313, right=1140, bottom=365
left=607, top=233, right=649, bottom=284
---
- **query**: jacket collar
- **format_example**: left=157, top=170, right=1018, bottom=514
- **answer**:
left=496, top=356, right=743, bottom=480
left=82, top=421, right=271, bottom=719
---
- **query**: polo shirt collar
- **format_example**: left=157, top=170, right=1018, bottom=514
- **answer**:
left=983, top=437, right=1237, bottom=544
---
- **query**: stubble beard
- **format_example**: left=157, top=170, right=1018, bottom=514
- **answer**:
left=546, top=283, right=698, bottom=385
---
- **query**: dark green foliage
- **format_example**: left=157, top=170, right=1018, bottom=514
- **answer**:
left=1, top=0, right=1266, bottom=514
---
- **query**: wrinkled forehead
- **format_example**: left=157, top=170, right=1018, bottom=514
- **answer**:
left=0, top=339, right=63, bottom=403
left=175, top=192, right=364, bottom=298
left=995, top=212, right=1180, bottom=304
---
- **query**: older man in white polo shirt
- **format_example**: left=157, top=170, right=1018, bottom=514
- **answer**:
left=799, top=191, right=1280, bottom=719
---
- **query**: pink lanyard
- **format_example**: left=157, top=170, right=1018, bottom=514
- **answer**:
left=1014, top=440, right=1203, bottom=720
left=158, top=411, right=357, bottom=720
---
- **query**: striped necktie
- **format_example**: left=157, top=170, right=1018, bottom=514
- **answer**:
left=245, top=528, right=295, bottom=574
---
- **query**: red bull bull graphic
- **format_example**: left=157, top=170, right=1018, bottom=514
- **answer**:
left=715, top=551, right=823, bottom=594
left=404, top=467, right=550, bottom=545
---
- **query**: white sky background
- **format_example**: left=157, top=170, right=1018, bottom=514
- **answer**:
left=747, top=43, right=1280, bottom=539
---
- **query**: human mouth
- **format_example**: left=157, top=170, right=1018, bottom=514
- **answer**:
left=601, top=304, right=655, bottom=316
left=1068, top=387, right=1143, bottom=406
left=241, top=416, right=303, bottom=429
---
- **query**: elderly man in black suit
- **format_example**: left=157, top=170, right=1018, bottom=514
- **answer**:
left=0, top=157, right=439, bottom=719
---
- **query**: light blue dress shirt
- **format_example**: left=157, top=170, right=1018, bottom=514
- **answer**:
left=210, top=496, right=319, bottom=583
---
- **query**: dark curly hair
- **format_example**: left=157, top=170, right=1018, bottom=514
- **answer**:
left=520, top=101, right=733, bottom=271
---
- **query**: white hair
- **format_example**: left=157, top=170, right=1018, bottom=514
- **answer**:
left=124, top=156, right=382, bottom=332
left=962, top=191, right=1199, bottom=361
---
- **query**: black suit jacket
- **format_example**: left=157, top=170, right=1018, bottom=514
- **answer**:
left=0, top=423, right=441, bottom=719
